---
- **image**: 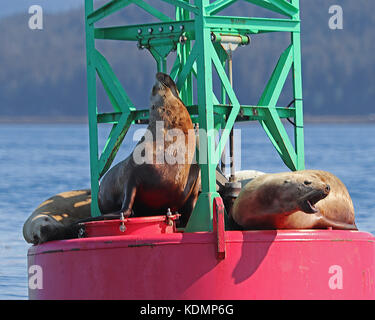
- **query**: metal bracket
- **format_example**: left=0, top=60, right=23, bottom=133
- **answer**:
left=213, top=197, right=226, bottom=260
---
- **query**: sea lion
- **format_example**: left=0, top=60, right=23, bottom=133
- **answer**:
left=23, top=189, right=91, bottom=244
left=230, top=170, right=357, bottom=230
left=98, top=72, right=200, bottom=227
left=23, top=73, right=199, bottom=244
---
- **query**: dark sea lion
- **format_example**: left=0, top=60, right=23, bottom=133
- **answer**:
left=23, top=189, right=91, bottom=244
left=230, top=170, right=357, bottom=230
left=98, top=72, right=200, bottom=227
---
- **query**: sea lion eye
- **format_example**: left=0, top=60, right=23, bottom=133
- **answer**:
left=304, top=180, right=312, bottom=185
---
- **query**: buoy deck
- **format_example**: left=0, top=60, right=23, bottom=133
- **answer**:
left=28, top=221, right=375, bottom=300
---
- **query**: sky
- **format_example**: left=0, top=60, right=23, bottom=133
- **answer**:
left=0, top=0, right=82, bottom=18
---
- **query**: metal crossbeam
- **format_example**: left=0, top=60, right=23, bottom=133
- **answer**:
left=94, top=20, right=195, bottom=41
left=205, top=16, right=300, bottom=33
left=206, top=0, right=238, bottom=15
left=87, top=0, right=131, bottom=25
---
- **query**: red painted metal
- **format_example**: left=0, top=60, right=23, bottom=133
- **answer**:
left=213, top=197, right=226, bottom=260
left=27, top=217, right=375, bottom=300
left=83, top=215, right=179, bottom=237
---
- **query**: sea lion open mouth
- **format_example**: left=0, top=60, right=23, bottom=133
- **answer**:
left=299, top=199, right=319, bottom=214
left=298, top=187, right=330, bottom=214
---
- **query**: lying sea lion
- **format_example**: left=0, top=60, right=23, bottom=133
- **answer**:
left=23, top=189, right=91, bottom=244
left=98, top=72, right=200, bottom=227
left=230, top=170, right=357, bottom=230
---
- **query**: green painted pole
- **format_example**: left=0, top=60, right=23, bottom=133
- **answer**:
left=85, top=0, right=101, bottom=217
left=291, top=0, right=305, bottom=170
left=184, top=0, right=218, bottom=232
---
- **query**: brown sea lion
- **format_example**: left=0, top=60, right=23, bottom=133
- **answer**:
left=230, top=170, right=357, bottom=230
left=23, top=189, right=91, bottom=244
left=98, top=72, right=200, bottom=227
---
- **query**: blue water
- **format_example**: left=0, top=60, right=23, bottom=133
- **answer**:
left=0, top=123, right=374, bottom=299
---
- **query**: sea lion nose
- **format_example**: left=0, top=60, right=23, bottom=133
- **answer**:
left=324, top=184, right=330, bottom=194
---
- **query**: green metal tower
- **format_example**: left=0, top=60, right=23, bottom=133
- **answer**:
left=84, top=0, right=305, bottom=232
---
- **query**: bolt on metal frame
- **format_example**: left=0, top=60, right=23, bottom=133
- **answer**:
left=84, top=0, right=305, bottom=232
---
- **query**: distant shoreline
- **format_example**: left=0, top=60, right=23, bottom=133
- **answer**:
left=0, top=115, right=375, bottom=124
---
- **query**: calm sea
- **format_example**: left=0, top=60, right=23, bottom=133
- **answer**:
left=0, top=123, right=374, bottom=299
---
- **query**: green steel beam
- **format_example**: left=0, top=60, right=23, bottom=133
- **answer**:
left=176, top=42, right=198, bottom=91
left=94, top=16, right=299, bottom=42
left=94, top=20, right=195, bottom=41
left=160, top=0, right=199, bottom=15
left=97, top=109, right=149, bottom=123
left=85, top=0, right=101, bottom=217
left=87, top=0, right=131, bottom=25
left=210, top=42, right=241, bottom=165
left=132, top=0, right=173, bottom=22
left=97, top=105, right=295, bottom=124
left=94, top=49, right=137, bottom=179
left=98, top=112, right=134, bottom=178
left=94, top=49, right=135, bottom=112
left=175, top=6, right=193, bottom=105
left=205, top=16, right=300, bottom=33
left=206, top=0, right=238, bottom=15
left=291, top=0, right=305, bottom=170
left=169, top=54, right=181, bottom=81
left=268, top=0, right=298, bottom=17
left=185, top=0, right=217, bottom=233
left=245, top=0, right=290, bottom=16
left=258, top=44, right=297, bottom=170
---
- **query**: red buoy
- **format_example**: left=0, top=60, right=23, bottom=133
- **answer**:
left=27, top=215, right=375, bottom=300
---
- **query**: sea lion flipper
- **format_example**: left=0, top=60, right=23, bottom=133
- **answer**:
left=120, top=181, right=137, bottom=218
left=315, top=214, right=358, bottom=230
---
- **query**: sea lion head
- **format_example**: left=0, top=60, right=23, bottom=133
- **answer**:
left=265, top=171, right=331, bottom=215
left=150, top=72, right=180, bottom=107
left=23, top=214, right=63, bottom=245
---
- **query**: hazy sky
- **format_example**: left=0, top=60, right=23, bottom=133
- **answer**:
left=1, top=0, right=82, bottom=18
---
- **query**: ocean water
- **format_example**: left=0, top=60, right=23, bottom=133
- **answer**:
left=0, top=123, right=374, bottom=299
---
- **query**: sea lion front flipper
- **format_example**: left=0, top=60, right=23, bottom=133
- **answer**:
left=120, top=180, right=137, bottom=218
left=178, top=166, right=200, bottom=227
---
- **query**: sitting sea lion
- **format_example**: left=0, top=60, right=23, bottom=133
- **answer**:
left=230, top=170, right=357, bottom=230
left=98, top=72, right=200, bottom=227
left=23, top=73, right=200, bottom=244
left=23, top=189, right=91, bottom=244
